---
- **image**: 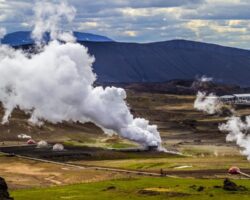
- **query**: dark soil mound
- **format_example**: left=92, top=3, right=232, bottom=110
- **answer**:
left=138, top=189, right=160, bottom=196
left=223, top=178, right=247, bottom=191
left=138, top=189, right=189, bottom=197
left=0, top=177, right=13, bottom=200
left=103, top=186, right=116, bottom=191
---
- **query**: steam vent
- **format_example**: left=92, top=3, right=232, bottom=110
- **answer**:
left=147, top=145, right=158, bottom=151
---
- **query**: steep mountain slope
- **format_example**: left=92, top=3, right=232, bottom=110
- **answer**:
left=2, top=32, right=250, bottom=86
left=82, top=40, right=250, bottom=86
left=1, top=31, right=113, bottom=46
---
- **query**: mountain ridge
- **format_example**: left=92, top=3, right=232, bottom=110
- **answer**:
left=2, top=31, right=250, bottom=87
left=1, top=31, right=113, bottom=46
left=80, top=40, right=250, bottom=86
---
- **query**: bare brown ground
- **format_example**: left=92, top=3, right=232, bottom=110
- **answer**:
left=1, top=91, right=250, bottom=187
left=0, top=156, right=128, bottom=190
left=0, top=92, right=249, bottom=151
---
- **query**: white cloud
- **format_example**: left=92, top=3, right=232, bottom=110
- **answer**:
left=122, top=30, right=138, bottom=37
left=78, top=21, right=100, bottom=31
left=185, top=20, right=247, bottom=37
left=1, top=0, right=250, bottom=48
left=21, top=22, right=30, bottom=27
left=0, top=27, right=6, bottom=38
left=32, top=1, right=76, bottom=43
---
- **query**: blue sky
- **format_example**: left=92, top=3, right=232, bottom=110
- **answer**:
left=1, top=0, right=250, bottom=48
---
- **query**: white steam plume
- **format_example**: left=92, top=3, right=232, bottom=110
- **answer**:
left=219, top=117, right=250, bottom=160
left=0, top=28, right=6, bottom=39
left=32, top=1, right=76, bottom=43
left=37, top=140, right=49, bottom=148
left=53, top=143, right=64, bottom=151
left=200, top=75, right=213, bottom=83
left=0, top=2, right=162, bottom=148
left=194, top=92, right=222, bottom=114
left=194, top=91, right=250, bottom=160
left=18, top=134, right=31, bottom=139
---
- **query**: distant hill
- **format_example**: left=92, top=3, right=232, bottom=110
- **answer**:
left=3, top=33, right=250, bottom=87
left=114, top=80, right=250, bottom=95
left=1, top=31, right=113, bottom=46
left=81, top=40, right=250, bottom=87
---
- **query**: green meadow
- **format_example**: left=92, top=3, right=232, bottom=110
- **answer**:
left=12, top=177, right=250, bottom=200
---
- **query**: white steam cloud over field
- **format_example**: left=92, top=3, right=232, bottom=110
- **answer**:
left=194, top=91, right=250, bottom=160
left=219, top=116, right=250, bottom=160
left=0, top=28, right=6, bottom=39
left=0, top=2, right=162, bottom=148
left=194, top=91, right=222, bottom=115
left=32, top=1, right=76, bottom=44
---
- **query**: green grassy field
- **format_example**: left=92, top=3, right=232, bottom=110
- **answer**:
left=63, top=137, right=138, bottom=149
left=12, top=177, right=250, bottom=200
left=73, top=156, right=250, bottom=172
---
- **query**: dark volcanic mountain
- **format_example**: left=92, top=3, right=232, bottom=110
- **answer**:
left=2, top=31, right=250, bottom=87
left=82, top=40, right=250, bottom=87
left=1, top=31, right=113, bottom=46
